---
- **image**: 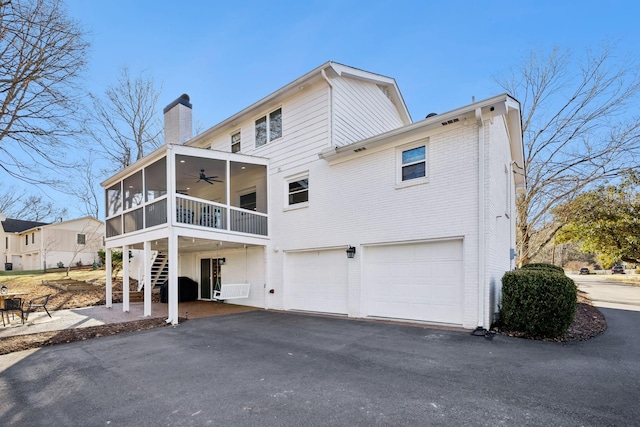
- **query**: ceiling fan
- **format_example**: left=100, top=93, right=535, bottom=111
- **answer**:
left=196, top=169, right=222, bottom=185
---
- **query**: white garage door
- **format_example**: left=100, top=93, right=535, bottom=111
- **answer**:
left=286, top=249, right=349, bottom=314
left=363, top=240, right=463, bottom=325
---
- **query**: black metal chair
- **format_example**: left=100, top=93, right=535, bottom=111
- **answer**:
left=24, top=294, right=52, bottom=321
left=1, top=298, right=25, bottom=326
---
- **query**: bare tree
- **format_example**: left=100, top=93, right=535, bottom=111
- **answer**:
left=0, top=0, right=89, bottom=183
left=63, top=156, right=101, bottom=218
left=13, top=195, right=67, bottom=221
left=0, top=189, right=67, bottom=221
left=0, top=189, right=21, bottom=215
left=495, top=45, right=640, bottom=266
left=87, top=67, right=163, bottom=169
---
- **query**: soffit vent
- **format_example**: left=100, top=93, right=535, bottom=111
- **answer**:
left=441, top=118, right=459, bottom=126
left=354, top=147, right=367, bottom=152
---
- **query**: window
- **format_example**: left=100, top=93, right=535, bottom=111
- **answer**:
left=231, top=131, right=241, bottom=153
left=25, top=235, right=28, bottom=245
left=77, top=233, right=86, bottom=245
left=288, top=177, right=309, bottom=205
left=255, top=107, right=282, bottom=148
left=401, top=146, right=426, bottom=181
left=31, top=233, right=34, bottom=244
left=240, top=192, right=257, bottom=211
left=269, top=108, right=282, bottom=141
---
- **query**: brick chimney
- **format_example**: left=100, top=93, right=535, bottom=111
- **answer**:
left=163, top=94, right=192, bottom=144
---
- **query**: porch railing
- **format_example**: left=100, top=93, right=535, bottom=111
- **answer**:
left=176, top=196, right=267, bottom=236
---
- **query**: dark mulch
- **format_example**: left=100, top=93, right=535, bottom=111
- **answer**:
left=0, top=318, right=182, bottom=355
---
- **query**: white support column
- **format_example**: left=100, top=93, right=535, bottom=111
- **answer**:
left=106, top=248, right=113, bottom=308
left=143, top=240, right=152, bottom=317
left=168, top=233, right=179, bottom=324
left=122, top=244, right=130, bottom=312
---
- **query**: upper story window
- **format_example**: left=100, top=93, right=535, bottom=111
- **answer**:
left=25, top=235, right=28, bottom=245
left=255, top=108, right=282, bottom=148
left=231, top=131, right=241, bottom=153
left=31, top=233, right=34, bottom=244
left=77, top=233, right=86, bottom=245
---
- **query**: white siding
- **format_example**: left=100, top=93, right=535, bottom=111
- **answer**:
left=332, top=76, right=406, bottom=147
left=204, top=81, right=330, bottom=174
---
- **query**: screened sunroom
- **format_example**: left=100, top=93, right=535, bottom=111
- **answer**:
left=101, top=143, right=269, bottom=324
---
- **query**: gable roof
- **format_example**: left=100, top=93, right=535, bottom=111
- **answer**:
left=187, top=61, right=412, bottom=147
left=1, top=218, right=50, bottom=233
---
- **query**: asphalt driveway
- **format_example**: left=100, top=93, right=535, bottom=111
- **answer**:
left=1, top=306, right=639, bottom=426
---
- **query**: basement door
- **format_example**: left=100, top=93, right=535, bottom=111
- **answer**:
left=286, top=249, right=349, bottom=315
left=363, top=240, right=464, bottom=325
left=200, top=258, right=223, bottom=300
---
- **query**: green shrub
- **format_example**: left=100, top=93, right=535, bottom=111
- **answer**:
left=500, top=269, right=577, bottom=339
left=520, top=263, right=565, bottom=274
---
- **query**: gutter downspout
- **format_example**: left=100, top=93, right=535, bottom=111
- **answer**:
left=476, top=107, right=486, bottom=329
left=321, top=68, right=334, bottom=146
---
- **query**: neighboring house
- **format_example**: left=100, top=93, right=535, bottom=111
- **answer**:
left=101, top=61, right=525, bottom=330
left=0, top=214, right=104, bottom=271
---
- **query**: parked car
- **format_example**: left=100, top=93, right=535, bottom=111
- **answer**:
left=579, top=267, right=590, bottom=275
left=611, top=265, right=625, bottom=274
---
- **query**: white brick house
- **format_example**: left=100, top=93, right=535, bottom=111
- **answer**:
left=101, top=62, right=525, bottom=330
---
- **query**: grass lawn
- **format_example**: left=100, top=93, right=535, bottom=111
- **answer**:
left=0, top=268, right=116, bottom=311
left=607, top=274, right=640, bottom=286
left=0, top=268, right=108, bottom=287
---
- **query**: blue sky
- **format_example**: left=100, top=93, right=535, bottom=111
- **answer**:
left=6, top=0, right=640, bottom=218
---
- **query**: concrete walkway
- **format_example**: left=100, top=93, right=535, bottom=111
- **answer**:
left=0, top=301, right=258, bottom=338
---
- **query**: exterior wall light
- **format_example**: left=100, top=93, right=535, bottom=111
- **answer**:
left=346, top=246, right=356, bottom=259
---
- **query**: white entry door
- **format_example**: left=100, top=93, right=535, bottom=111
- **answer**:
left=286, top=249, right=348, bottom=315
left=363, top=240, right=463, bottom=325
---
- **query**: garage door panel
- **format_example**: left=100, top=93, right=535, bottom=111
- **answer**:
left=364, top=240, right=463, bottom=325
left=286, top=250, right=348, bottom=315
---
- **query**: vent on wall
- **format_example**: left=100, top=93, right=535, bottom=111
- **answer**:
left=354, top=147, right=367, bottom=153
left=441, top=118, right=459, bottom=126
